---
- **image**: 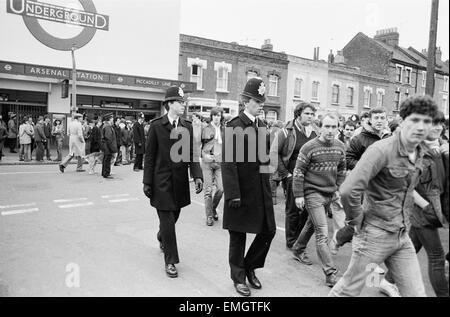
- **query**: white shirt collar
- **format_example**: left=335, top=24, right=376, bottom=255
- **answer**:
left=243, top=110, right=256, bottom=123
left=167, top=113, right=179, bottom=127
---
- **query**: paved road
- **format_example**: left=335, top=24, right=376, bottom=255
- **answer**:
left=0, top=164, right=447, bottom=297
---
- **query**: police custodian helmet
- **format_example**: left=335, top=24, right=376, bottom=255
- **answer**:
left=164, top=85, right=186, bottom=103
left=241, top=78, right=266, bottom=103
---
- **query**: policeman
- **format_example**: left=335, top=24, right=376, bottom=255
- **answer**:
left=222, top=78, right=276, bottom=296
left=143, top=85, right=203, bottom=278
left=101, top=112, right=118, bottom=179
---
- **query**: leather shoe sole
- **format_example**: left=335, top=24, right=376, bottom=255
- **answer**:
left=234, top=283, right=251, bottom=297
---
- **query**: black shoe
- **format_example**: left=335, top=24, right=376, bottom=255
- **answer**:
left=10, top=150, right=17, bottom=153
left=76, top=169, right=86, bottom=172
left=165, top=264, right=178, bottom=278
left=59, top=165, right=65, bottom=173
left=293, top=251, right=313, bottom=265
left=246, top=270, right=262, bottom=289
left=133, top=169, right=140, bottom=172
left=103, top=175, right=114, bottom=179
left=234, top=283, right=251, bottom=297
left=325, top=270, right=339, bottom=287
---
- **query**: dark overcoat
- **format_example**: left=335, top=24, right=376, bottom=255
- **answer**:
left=143, top=114, right=202, bottom=210
left=133, top=122, right=146, bottom=155
left=221, top=112, right=276, bottom=234
left=101, top=123, right=118, bottom=154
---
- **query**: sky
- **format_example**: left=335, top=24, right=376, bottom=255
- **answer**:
left=180, top=0, right=449, bottom=61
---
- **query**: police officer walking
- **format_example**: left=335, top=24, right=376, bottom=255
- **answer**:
left=101, top=113, right=117, bottom=179
left=143, top=85, right=203, bottom=278
left=222, top=78, right=276, bottom=297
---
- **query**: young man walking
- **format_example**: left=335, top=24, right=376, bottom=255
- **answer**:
left=292, top=113, right=346, bottom=287
left=270, top=102, right=319, bottom=251
left=201, top=107, right=224, bottom=226
left=329, top=95, right=438, bottom=297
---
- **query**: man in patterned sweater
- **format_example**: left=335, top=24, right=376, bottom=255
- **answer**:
left=292, top=113, right=346, bottom=287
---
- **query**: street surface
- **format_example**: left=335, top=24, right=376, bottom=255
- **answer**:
left=0, top=164, right=448, bottom=297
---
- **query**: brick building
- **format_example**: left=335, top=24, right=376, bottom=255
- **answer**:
left=179, top=35, right=288, bottom=121
left=342, top=28, right=449, bottom=116
left=285, top=54, right=328, bottom=121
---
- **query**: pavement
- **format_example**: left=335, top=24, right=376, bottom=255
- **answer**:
left=0, top=164, right=448, bottom=297
left=0, top=146, right=73, bottom=165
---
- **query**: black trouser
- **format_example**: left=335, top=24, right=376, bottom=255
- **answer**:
left=285, top=177, right=308, bottom=248
left=157, top=209, right=181, bottom=264
left=35, top=141, right=45, bottom=161
left=101, top=150, right=113, bottom=177
left=8, top=137, right=16, bottom=152
left=228, top=230, right=276, bottom=284
left=134, top=153, right=143, bottom=170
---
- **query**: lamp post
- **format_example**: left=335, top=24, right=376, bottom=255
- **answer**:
left=426, top=0, right=439, bottom=97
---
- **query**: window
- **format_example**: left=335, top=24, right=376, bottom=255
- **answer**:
left=190, top=64, right=203, bottom=89
left=394, top=91, right=401, bottom=111
left=247, top=71, right=258, bottom=81
left=443, top=96, right=448, bottom=116
left=332, top=84, right=340, bottom=104
left=404, top=90, right=410, bottom=99
left=346, top=87, right=354, bottom=106
left=268, top=75, right=278, bottom=97
left=294, top=78, right=302, bottom=99
left=363, top=87, right=372, bottom=108
left=376, top=88, right=385, bottom=107
left=422, top=71, right=427, bottom=88
left=216, top=66, right=228, bottom=91
left=405, top=67, right=412, bottom=84
left=311, top=81, right=320, bottom=101
left=266, top=111, right=278, bottom=122
left=396, top=65, right=403, bottom=82
left=444, top=76, right=449, bottom=92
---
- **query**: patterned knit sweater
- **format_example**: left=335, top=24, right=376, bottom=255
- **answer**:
left=292, top=137, right=346, bottom=198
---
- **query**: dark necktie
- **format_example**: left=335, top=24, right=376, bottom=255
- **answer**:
left=172, top=120, right=176, bottom=129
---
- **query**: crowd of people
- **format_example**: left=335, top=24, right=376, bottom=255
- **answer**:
left=1, top=79, right=449, bottom=297
left=142, top=79, right=449, bottom=297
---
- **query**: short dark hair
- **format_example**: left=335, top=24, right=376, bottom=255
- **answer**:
left=210, top=107, right=223, bottom=120
left=191, top=112, right=202, bottom=120
left=369, top=107, right=387, bottom=117
left=294, top=102, right=316, bottom=119
left=360, top=111, right=370, bottom=119
left=399, top=95, right=438, bottom=120
left=388, top=119, right=400, bottom=133
left=344, top=121, right=356, bottom=129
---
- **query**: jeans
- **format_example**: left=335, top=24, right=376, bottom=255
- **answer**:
left=293, top=191, right=338, bottom=275
left=285, top=177, right=308, bottom=248
left=329, top=223, right=426, bottom=297
left=60, top=153, right=84, bottom=170
left=55, top=137, right=63, bottom=161
left=44, top=139, right=51, bottom=159
left=19, top=143, right=31, bottom=161
left=202, top=161, right=223, bottom=219
left=410, top=226, right=449, bottom=297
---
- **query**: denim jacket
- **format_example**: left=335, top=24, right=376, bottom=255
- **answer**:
left=340, top=131, right=423, bottom=233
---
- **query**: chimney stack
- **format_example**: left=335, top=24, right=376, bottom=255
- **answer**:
left=313, top=47, right=320, bottom=61
left=335, top=50, right=345, bottom=64
left=374, top=27, right=399, bottom=47
left=261, top=39, right=273, bottom=51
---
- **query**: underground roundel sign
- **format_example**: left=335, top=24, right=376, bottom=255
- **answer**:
left=7, top=0, right=109, bottom=51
